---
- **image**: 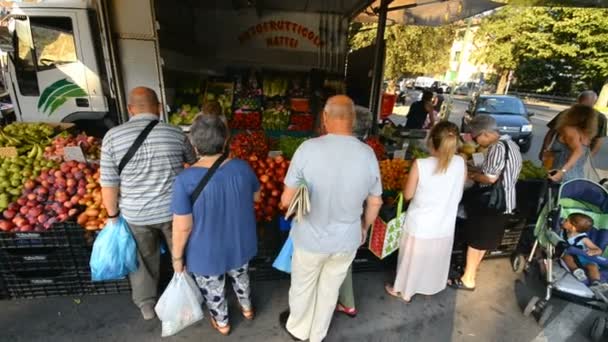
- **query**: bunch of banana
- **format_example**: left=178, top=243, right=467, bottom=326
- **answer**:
left=26, top=144, right=44, bottom=159
left=0, top=123, right=55, bottom=155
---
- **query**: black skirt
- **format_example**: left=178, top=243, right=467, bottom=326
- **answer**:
left=464, top=212, right=508, bottom=250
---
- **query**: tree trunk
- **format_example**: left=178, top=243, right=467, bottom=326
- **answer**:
left=597, top=79, right=608, bottom=109
left=496, top=69, right=510, bottom=94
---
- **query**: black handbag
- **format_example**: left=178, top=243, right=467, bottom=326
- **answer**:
left=466, top=141, right=510, bottom=213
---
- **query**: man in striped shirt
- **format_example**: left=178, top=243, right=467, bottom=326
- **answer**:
left=100, top=87, right=196, bottom=320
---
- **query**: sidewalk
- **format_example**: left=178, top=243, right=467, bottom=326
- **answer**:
left=0, top=259, right=600, bottom=342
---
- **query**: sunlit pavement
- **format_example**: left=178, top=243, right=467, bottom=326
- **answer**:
left=0, top=258, right=603, bottom=341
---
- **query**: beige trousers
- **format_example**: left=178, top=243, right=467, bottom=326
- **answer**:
left=287, top=247, right=357, bottom=342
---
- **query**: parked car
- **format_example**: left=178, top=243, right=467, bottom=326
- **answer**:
left=414, top=76, right=437, bottom=90
left=454, top=82, right=481, bottom=97
left=461, top=94, right=534, bottom=153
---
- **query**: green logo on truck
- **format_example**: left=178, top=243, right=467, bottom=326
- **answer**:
left=37, top=79, right=87, bottom=116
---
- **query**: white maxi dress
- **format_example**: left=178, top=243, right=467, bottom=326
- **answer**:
left=393, top=156, right=465, bottom=299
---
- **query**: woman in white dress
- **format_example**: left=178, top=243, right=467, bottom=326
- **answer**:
left=385, top=121, right=466, bottom=302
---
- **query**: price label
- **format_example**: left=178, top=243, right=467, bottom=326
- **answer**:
left=268, top=150, right=283, bottom=157
left=394, top=149, right=406, bottom=160
left=0, top=147, right=18, bottom=157
left=63, top=146, right=87, bottom=162
left=472, top=152, right=485, bottom=167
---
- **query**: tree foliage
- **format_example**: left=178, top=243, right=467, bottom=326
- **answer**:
left=349, top=23, right=455, bottom=79
left=474, top=6, right=608, bottom=96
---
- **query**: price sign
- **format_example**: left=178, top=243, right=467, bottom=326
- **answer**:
left=0, top=147, right=18, bottom=157
left=268, top=150, right=283, bottom=157
left=393, top=149, right=406, bottom=160
left=63, top=146, right=87, bottom=162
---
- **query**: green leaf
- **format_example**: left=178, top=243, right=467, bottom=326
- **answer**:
left=37, top=78, right=72, bottom=110
left=47, top=87, right=88, bottom=116
left=43, top=84, right=82, bottom=112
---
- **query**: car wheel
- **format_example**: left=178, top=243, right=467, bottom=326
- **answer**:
left=519, top=139, right=532, bottom=153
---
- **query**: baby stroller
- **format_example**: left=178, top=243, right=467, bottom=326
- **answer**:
left=519, top=179, right=608, bottom=340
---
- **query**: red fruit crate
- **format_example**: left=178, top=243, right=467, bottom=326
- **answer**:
left=0, top=222, right=90, bottom=249
left=0, top=247, right=86, bottom=273
left=1, top=270, right=83, bottom=299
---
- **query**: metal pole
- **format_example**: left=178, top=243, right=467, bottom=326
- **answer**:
left=369, top=0, right=391, bottom=135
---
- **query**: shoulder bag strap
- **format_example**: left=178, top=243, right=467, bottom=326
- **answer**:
left=118, top=120, right=159, bottom=175
left=497, top=140, right=510, bottom=181
left=190, top=153, right=228, bottom=204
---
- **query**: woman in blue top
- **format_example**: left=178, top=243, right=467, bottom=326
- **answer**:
left=171, top=114, right=260, bottom=336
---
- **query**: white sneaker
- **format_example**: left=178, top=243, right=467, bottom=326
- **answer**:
left=573, top=268, right=588, bottom=283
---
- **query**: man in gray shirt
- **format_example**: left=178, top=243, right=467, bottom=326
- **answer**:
left=280, top=95, right=383, bottom=342
left=100, top=87, right=196, bottom=320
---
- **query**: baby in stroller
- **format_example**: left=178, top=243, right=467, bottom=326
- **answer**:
left=561, top=213, right=605, bottom=289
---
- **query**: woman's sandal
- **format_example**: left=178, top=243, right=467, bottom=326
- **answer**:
left=239, top=304, right=255, bottom=321
left=335, top=303, right=358, bottom=318
left=449, top=278, right=476, bottom=292
left=209, top=316, right=231, bottom=336
left=384, top=284, right=411, bottom=303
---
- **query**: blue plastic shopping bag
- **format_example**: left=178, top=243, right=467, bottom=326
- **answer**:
left=90, top=217, right=138, bottom=281
left=272, top=236, right=293, bottom=274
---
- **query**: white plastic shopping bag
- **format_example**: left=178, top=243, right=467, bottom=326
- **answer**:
left=155, top=272, right=204, bottom=337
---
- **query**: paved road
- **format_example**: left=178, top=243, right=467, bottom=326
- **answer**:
left=394, top=91, right=608, bottom=168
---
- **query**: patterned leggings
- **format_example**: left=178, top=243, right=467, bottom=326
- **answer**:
left=193, top=263, right=252, bottom=326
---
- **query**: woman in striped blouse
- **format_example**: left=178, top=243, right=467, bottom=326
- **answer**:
left=452, top=115, right=523, bottom=291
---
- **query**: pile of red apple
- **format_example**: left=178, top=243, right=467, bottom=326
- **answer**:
left=229, top=111, right=261, bottom=130
left=44, top=132, right=102, bottom=161
left=230, top=131, right=269, bottom=160
left=0, top=161, right=102, bottom=232
left=248, top=155, right=290, bottom=222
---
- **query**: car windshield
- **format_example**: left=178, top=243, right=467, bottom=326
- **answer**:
left=475, top=97, right=526, bottom=115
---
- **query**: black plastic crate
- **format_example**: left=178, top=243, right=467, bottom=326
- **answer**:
left=0, top=277, right=7, bottom=299
left=79, top=271, right=131, bottom=295
left=516, top=179, right=548, bottom=223
left=0, top=222, right=91, bottom=249
left=2, top=270, right=83, bottom=299
left=249, top=255, right=288, bottom=281
left=0, top=247, right=88, bottom=273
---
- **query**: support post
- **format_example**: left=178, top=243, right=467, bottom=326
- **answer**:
left=369, top=0, right=391, bottom=135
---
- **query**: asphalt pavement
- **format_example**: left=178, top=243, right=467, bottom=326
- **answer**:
left=394, top=91, right=608, bottom=168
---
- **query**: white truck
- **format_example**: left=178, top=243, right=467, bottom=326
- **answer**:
left=0, top=0, right=353, bottom=135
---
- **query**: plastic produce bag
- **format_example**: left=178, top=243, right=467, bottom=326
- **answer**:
left=155, top=272, right=204, bottom=337
left=272, top=236, right=294, bottom=274
left=90, top=217, right=138, bottom=281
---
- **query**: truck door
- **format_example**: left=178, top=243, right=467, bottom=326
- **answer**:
left=7, top=11, right=107, bottom=123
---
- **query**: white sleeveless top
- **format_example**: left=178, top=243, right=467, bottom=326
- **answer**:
left=404, top=156, right=466, bottom=239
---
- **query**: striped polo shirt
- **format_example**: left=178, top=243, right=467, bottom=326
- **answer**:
left=100, top=113, right=197, bottom=225
left=482, top=135, right=523, bottom=214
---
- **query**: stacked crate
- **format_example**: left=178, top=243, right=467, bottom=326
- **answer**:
left=0, top=222, right=130, bottom=299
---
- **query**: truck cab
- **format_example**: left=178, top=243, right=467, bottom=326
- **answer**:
left=1, top=2, right=114, bottom=134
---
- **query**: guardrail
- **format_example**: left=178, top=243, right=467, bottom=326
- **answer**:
left=508, top=91, right=575, bottom=105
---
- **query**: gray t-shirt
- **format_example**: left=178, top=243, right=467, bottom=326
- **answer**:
left=284, top=134, right=382, bottom=254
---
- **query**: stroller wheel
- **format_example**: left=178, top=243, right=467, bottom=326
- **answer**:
left=537, top=304, right=553, bottom=327
left=591, top=317, right=607, bottom=342
left=511, top=252, right=526, bottom=273
left=524, top=296, right=540, bottom=317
